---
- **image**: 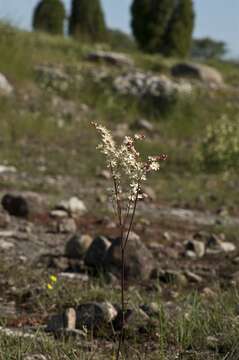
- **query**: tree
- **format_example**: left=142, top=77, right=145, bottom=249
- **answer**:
left=69, top=0, right=107, bottom=42
left=162, top=0, right=194, bottom=57
left=191, top=38, right=227, bottom=60
left=131, top=0, right=175, bottom=53
left=131, top=0, right=195, bottom=57
left=32, top=0, right=65, bottom=35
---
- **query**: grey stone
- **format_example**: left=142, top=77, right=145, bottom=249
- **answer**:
left=46, top=308, right=76, bottom=332
left=57, top=197, right=87, bottom=216
left=113, top=71, right=192, bottom=99
left=218, top=241, right=236, bottom=253
left=104, top=233, right=155, bottom=280
left=85, top=236, right=111, bottom=268
left=65, top=234, right=93, bottom=259
left=58, top=218, right=77, bottom=234
left=87, top=51, right=134, bottom=67
left=134, top=118, right=154, bottom=132
left=76, top=302, right=117, bottom=330
left=185, top=239, right=205, bottom=258
left=24, top=356, right=47, bottom=360
left=0, top=73, right=13, bottom=96
left=172, top=63, right=224, bottom=88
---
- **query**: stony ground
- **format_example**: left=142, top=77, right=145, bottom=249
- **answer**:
left=0, top=23, right=239, bottom=359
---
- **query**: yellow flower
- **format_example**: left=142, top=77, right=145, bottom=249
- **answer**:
left=50, top=275, right=57, bottom=283
left=47, top=284, right=53, bottom=290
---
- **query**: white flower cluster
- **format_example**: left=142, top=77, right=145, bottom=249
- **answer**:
left=93, top=122, right=166, bottom=203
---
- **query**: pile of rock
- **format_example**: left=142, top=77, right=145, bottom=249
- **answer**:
left=64, top=232, right=155, bottom=281
left=113, top=71, right=192, bottom=99
left=184, top=231, right=236, bottom=258
left=46, top=300, right=159, bottom=337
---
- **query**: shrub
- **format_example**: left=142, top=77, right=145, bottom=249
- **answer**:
left=199, top=115, right=239, bottom=171
left=69, top=0, right=107, bottom=42
left=32, top=0, right=66, bottom=35
left=107, top=29, right=137, bottom=52
left=131, top=0, right=194, bottom=57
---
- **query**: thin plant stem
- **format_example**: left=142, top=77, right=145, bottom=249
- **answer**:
left=116, top=185, right=140, bottom=360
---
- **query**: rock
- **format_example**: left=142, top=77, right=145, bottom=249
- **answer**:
left=57, top=197, right=87, bottom=216
left=206, top=336, right=220, bottom=351
left=0, top=326, right=35, bottom=339
left=58, top=273, right=89, bottom=282
left=0, top=239, right=14, bottom=250
left=202, top=287, right=217, bottom=299
left=140, top=302, right=160, bottom=317
left=99, top=170, right=111, bottom=180
left=0, top=165, right=16, bottom=173
left=50, top=95, right=78, bottom=121
left=1, top=192, right=47, bottom=218
left=46, top=308, right=76, bottom=332
left=185, top=240, right=205, bottom=258
left=1, top=194, right=29, bottom=218
left=104, top=233, right=155, bottom=280
left=133, top=118, right=154, bottom=132
left=218, top=241, right=236, bottom=253
left=142, top=186, right=157, bottom=201
left=35, top=64, right=70, bottom=91
left=50, top=209, right=68, bottom=218
left=0, top=73, right=13, bottom=96
left=113, top=307, right=150, bottom=333
left=24, top=355, right=47, bottom=360
left=76, top=302, right=117, bottom=330
left=184, top=270, right=203, bottom=283
left=87, top=51, right=134, bottom=67
left=85, top=236, right=111, bottom=268
left=65, top=234, right=93, bottom=259
left=58, top=218, right=77, bottom=234
left=114, top=71, right=192, bottom=99
left=171, top=63, right=224, bottom=88
left=114, top=123, right=129, bottom=138
left=156, top=270, right=188, bottom=286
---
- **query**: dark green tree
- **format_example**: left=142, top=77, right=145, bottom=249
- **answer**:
left=131, top=0, right=195, bottom=57
left=191, top=38, right=227, bottom=60
left=32, top=0, right=66, bottom=35
left=162, top=0, right=195, bottom=57
left=69, top=0, right=107, bottom=42
left=131, top=0, right=175, bottom=53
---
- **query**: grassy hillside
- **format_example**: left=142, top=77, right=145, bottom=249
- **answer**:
left=1, top=22, right=239, bottom=360
left=0, top=23, right=239, bottom=212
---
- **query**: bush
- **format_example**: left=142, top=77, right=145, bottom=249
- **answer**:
left=107, top=29, right=137, bottom=52
left=131, top=0, right=194, bottom=57
left=32, top=0, right=66, bottom=35
left=69, top=0, right=107, bottom=42
left=199, top=115, right=239, bottom=171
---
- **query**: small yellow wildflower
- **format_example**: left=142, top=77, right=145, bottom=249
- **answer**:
left=47, top=284, right=53, bottom=290
left=50, top=275, right=57, bottom=283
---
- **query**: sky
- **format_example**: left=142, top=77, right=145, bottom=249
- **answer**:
left=0, top=0, right=238, bottom=58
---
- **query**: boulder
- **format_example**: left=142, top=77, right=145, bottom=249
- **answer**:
left=0, top=73, right=13, bottom=96
left=65, top=234, right=93, bottom=259
left=185, top=239, right=205, bottom=258
left=46, top=308, right=76, bottom=332
left=104, top=233, right=155, bottom=280
left=76, top=302, right=117, bottom=330
left=1, top=194, right=29, bottom=218
left=87, top=51, right=134, bottom=67
left=171, top=63, right=224, bottom=88
left=114, top=71, right=192, bottom=99
left=84, top=236, right=111, bottom=268
left=56, top=197, right=87, bottom=217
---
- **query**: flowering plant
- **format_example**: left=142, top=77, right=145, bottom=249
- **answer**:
left=93, top=122, right=166, bottom=358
